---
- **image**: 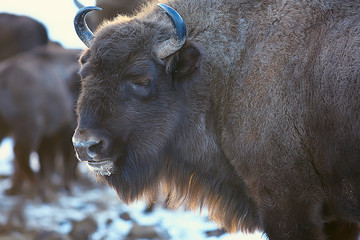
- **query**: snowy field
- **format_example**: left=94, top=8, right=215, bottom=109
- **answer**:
left=0, top=137, right=267, bottom=239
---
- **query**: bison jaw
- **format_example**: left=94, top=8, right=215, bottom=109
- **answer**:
left=87, top=160, right=114, bottom=176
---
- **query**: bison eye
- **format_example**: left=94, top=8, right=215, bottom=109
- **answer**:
left=130, top=79, right=152, bottom=98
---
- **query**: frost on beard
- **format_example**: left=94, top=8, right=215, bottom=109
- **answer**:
left=87, top=161, right=114, bottom=176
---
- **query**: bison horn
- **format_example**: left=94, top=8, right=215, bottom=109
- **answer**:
left=74, top=6, right=102, bottom=48
left=156, top=4, right=187, bottom=59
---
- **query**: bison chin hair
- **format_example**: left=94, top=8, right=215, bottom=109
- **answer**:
left=95, top=147, right=259, bottom=233
left=95, top=146, right=164, bottom=204
left=161, top=159, right=259, bottom=233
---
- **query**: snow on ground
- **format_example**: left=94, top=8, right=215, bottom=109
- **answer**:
left=0, top=137, right=267, bottom=239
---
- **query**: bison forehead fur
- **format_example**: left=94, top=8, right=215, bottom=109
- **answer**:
left=74, top=0, right=360, bottom=238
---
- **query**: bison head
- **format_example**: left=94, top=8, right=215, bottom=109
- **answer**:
left=72, top=4, right=257, bottom=231
left=73, top=4, right=202, bottom=202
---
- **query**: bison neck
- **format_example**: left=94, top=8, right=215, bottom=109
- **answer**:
left=160, top=106, right=260, bottom=233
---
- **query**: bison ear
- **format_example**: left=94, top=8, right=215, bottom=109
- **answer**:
left=166, top=42, right=202, bottom=83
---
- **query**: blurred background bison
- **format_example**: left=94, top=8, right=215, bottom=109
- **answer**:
left=0, top=13, right=48, bottom=62
left=0, top=12, right=82, bottom=201
left=0, top=42, right=81, bottom=200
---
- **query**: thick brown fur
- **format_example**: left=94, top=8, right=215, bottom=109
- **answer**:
left=74, top=0, right=360, bottom=239
left=0, top=43, right=81, bottom=200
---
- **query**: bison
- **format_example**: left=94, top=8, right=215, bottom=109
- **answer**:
left=72, top=1, right=360, bottom=239
left=0, top=13, right=48, bottom=62
left=0, top=43, right=81, bottom=199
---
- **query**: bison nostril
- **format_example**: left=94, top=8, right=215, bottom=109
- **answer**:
left=87, top=140, right=104, bottom=158
left=88, top=141, right=104, bottom=155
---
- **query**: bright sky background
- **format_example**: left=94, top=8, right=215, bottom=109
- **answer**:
left=1, top=0, right=96, bottom=49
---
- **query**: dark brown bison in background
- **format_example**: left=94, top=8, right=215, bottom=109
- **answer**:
left=0, top=13, right=48, bottom=62
left=0, top=43, right=81, bottom=200
left=73, top=0, right=148, bottom=31
left=72, top=0, right=360, bottom=239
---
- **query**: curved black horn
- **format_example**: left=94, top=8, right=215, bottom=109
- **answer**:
left=156, top=4, right=187, bottom=59
left=73, top=0, right=85, bottom=9
left=74, top=6, right=102, bottom=48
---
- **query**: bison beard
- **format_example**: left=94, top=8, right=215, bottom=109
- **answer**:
left=73, top=0, right=360, bottom=239
left=95, top=119, right=258, bottom=233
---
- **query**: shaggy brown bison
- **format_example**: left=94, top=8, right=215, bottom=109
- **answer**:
left=72, top=1, right=360, bottom=239
left=0, top=13, right=48, bottom=62
left=0, top=43, right=81, bottom=199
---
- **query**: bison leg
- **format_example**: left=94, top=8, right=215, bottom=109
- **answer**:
left=37, top=138, right=57, bottom=201
left=6, top=142, right=34, bottom=195
left=324, top=221, right=360, bottom=240
left=0, top=118, right=7, bottom=141
left=61, top=143, right=78, bottom=192
left=60, top=129, right=78, bottom=193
